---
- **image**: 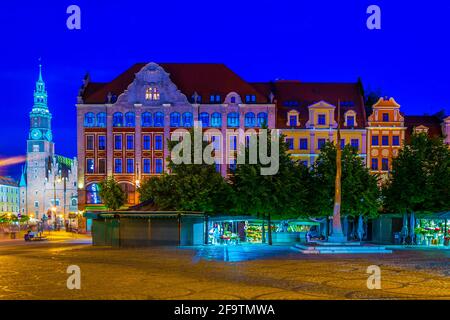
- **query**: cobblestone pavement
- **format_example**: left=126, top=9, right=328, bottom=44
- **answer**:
left=0, top=240, right=448, bottom=300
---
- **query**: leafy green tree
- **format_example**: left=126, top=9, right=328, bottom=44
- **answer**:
left=383, top=133, right=450, bottom=214
left=232, top=130, right=312, bottom=245
left=138, top=128, right=233, bottom=213
left=99, top=176, right=127, bottom=211
left=311, top=142, right=380, bottom=218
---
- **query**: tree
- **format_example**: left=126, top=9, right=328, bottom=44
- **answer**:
left=99, top=177, right=127, bottom=211
left=311, top=142, right=380, bottom=219
left=383, top=133, right=450, bottom=214
left=138, top=128, right=233, bottom=213
left=232, top=130, right=312, bottom=245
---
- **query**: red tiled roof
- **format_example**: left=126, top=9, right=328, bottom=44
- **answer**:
left=270, top=81, right=366, bottom=129
left=82, top=63, right=268, bottom=104
left=404, top=115, right=443, bottom=140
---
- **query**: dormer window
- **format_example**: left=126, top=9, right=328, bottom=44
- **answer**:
left=344, top=110, right=357, bottom=127
left=245, top=95, right=256, bottom=104
left=145, top=86, right=160, bottom=101
left=317, top=114, right=326, bottom=125
left=286, top=110, right=300, bottom=127
left=382, top=113, right=389, bottom=122
left=210, top=95, right=221, bottom=103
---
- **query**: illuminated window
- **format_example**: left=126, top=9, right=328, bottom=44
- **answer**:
left=143, top=159, right=151, bottom=174
left=155, top=135, right=163, bottom=151
left=97, top=113, right=106, bottom=128
left=125, top=112, right=135, bottom=127
left=98, top=136, right=106, bottom=150
left=154, top=112, right=164, bottom=127
left=211, top=112, right=222, bottom=127
left=126, top=159, right=134, bottom=174
left=257, top=112, right=268, bottom=127
left=126, top=135, right=134, bottom=150
left=199, top=112, right=210, bottom=127
left=113, top=112, right=123, bottom=127
left=155, top=159, right=163, bottom=173
left=84, top=113, right=95, bottom=127
left=227, top=112, right=239, bottom=127
left=114, top=159, right=122, bottom=173
left=170, top=112, right=181, bottom=127
left=86, top=159, right=95, bottom=174
left=143, top=135, right=151, bottom=150
left=145, top=86, right=160, bottom=101
left=114, top=135, right=122, bottom=150
left=245, top=112, right=256, bottom=127
left=182, top=112, right=193, bottom=127
left=86, top=184, right=102, bottom=204
left=141, top=112, right=152, bottom=127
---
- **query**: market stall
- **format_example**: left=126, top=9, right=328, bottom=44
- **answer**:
left=207, top=216, right=321, bottom=245
left=415, top=212, right=449, bottom=246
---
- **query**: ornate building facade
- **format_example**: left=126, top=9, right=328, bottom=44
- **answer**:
left=20, top=66, right=78, bottom=226
left=76, top=62, right=449, bottom=211
left=76, top=63, right=276, bottom=210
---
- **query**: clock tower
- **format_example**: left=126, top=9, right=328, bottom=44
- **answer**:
left=27, top=64, right=54, bottom=155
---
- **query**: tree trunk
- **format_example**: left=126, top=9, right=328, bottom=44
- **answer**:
left=268, top=213, right=273, bottom=245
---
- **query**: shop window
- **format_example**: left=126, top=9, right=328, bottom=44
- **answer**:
left=86, top=184, right=101, bottom=204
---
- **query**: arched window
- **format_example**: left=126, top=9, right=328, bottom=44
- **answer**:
left=245, top=112, right=256, bottom=127
left=182, top=112, right=193, bottom=127
left=199, top=112, right=210, bottom=127
left=211, top=112, right=222, bottom=128
left=125, top=112, right=135, bottom=127
left=170, top=112, right=181, bottom=127
left=141, top=112, right=152, bottom=127
left=97, top=112, right=106, bottom=128
left=86, top=183, right=101, bottom=204
left=84, top=113, right=95, bottom=127
left=154, top=112, right=164, bottom=127
left=113, top=112, right=123, bottom=127
left=257, top=112, right=268, bottom=127
left=145, top=86, right=160, bottom=101
left=227, top=112, right=239, bottom=127
left=71, top=198, right=77, bottom=206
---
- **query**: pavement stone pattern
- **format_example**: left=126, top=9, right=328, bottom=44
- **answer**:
left=0, top=236, right=449, bottom=300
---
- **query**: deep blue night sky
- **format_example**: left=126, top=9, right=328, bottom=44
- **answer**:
left=0, top=0, right=449, bottom=178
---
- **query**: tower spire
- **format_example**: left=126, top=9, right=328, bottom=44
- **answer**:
left=38, top=63, right=43, bottom=82
left=33, top=63, right=48, bottom=110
